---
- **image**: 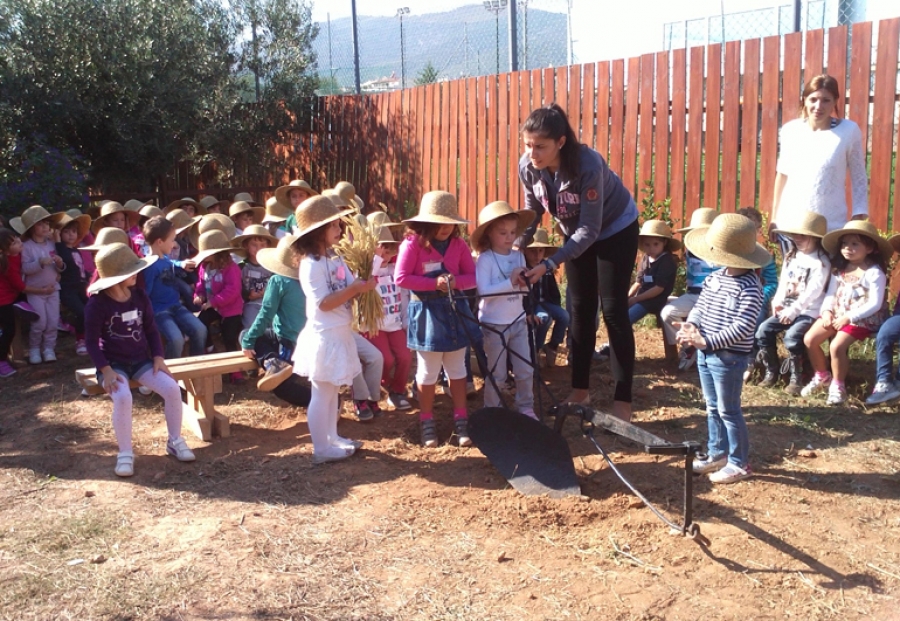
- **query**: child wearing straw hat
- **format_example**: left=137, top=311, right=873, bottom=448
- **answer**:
left=801, top=220, right=893, bottom=405
left=676, top=213, right=768, bottom=484
left=55, top=212, right=93, bottom=356
left=91, top=202, right=143, bottom=256
left=524, top=228, right=569, bottom=366
left=395, top=191, right=478, bottom=447
left=290, top=195, right=376, bottom=463
left=274, top=180, right=319, bottom=236
left=84, top=243, right=195, bottom=477
left=19, top=206, right=67, bottom=364
left=232, top=224, right=277, bottom=330
left=262, top=196, right=292, bottom=240
left=659, top=207, right=719, bottom=371
left=865, top=233, right=900, bottom=405
left=229, top=201, right=266, bottom=236
left=754, top=211, right=831, bottom=394
left=472, top=201, right=536, bottom=419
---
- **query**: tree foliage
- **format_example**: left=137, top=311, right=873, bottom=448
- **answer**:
left=415, top=61, right=439, bottom=86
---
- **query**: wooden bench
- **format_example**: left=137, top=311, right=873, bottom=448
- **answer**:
left=654, top=313, right=679, bottom=364
left=76, top=351, right=259, bottom=442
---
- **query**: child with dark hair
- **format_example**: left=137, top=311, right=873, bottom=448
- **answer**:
left=55, top=213, right=94, bottom=356
left=232, top=224, right=277, bottom=330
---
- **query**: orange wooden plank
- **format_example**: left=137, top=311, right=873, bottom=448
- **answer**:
left=759, top=35, right=781, bottom=220
left=531, top=68, right=543, bottom=112
left=739, top=38, right=760, bottom=210
left=543, top=67, right=555, bottom=104
left=555, top=66, right=568, bottom=118
left=669, top=47, right=686, bottom=225
left=519, top=68, right=532, bottom=127
left=392, top=90, right=406, bottom=214
left=804, top=28, right=824, bottom=80
left=568, top=64, right=581, bottom=139
left=438, top=83, right=450, bottom=190
left=623, top=56, right=640, bottom=197
left=449, top=80, right=460, bottom=197
left=431, top=84, right=442, bottom=190
left=704, top=44, right=722, bottom=209
left=498, top=73, right=510, bottom=203
left=508, top=71, right=522, bottom=209
left=411, top=86, right=424, bottom=206
left=596, top=61, right=610, bottom=161
left=422, top=86, right=434, bottom=191
left=638, top=53, right=654, bottom=198
left=782, top=32, right=803, bottom=123
left=827, top=25, right=848, bottom=118
left=867, top=17, right=900, bottom=231
left=654, top=50, right=669, bottom=204
left=848, top=22, right=872, bottom=163
left=486, top=75, right=498, bottom=205
left=476, top=77, right=487, bottom=212
left=466, top=77, right=478, bottom=219
left=609, top=59, right=625, bottom=177
left=581, top=63, right=596, bottom=150
left=720, top=41, right=741, bottom=212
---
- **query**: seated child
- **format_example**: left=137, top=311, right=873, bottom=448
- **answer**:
left=274, top=180, right=318, bottom=236
left=866, top=234, right=900, bottom=405
left=92, top=202, right=142, bottom=256
left=232, top=224, right=277, bottom=330
left=192, top=230, right=244, bottom=368
left=56, top=212, right=94, bottom=356
left=523, top=228, right=569, bottom=366
left=229, top=200, right=265, bottom=236
left=627, top=220, right=679, bottom=324
left=84, top=243, right=195, bottom=477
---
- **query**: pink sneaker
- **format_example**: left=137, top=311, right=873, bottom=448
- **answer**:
left=75, top=339, right=88, bottom=356
left=13, top=301, right=38, bottom=321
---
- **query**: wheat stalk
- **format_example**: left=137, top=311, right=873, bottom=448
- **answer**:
left=335, top=216, right=385, bottom=336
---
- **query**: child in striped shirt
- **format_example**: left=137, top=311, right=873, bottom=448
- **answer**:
left=676, top=214, right=768, bottom=484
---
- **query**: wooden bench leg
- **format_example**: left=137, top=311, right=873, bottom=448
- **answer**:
left=655, top=314, right=679, bottom=363
left=181, top=376, right=231, bottom=440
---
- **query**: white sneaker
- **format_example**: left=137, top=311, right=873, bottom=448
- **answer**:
left=692, top=454, right=727, bottom=474
left=138, top=385, right=153, bottom=396
left=520, top=408, right=539, bottom=421
left=166, top=437, right=196, bottom=462
left=115, top=452, right=135, bottom=477
left=865, top=381, right=900, bottom=405
left=42, top=349, right=57, bottom=363
left=28, top=349, right=42, bottom=365
left=75, top=339, right=88, bottom=356
left=801, top=372, right=832, bottom=397
left=826, top=381, right=847, bottom=406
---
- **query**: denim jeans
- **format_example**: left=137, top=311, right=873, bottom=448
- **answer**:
left=534, top=302, right=569, bottom=348
left=697, top=349, right=750, bottom=468
left=755, top=314, right=815, bottom=355
left=628, top=301, right=653, bottom=325
left=874, top=315, right=900, bottom=383
left=155, top=304, right=208, bottom=360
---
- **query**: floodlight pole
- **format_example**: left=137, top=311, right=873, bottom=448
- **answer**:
left=397, top=8, right=410, bottom=89
left=351, top=0, right=361, bottom=94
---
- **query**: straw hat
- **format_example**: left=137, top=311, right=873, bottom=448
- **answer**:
left=188, top=213, right=237, bottom=249
left=294, top=195, right=355, bottom=239
left=262, top=196, right=291, bottom=223
left=526, top=228, right=559, bottom=257
left=367, top=211, right=404, bottom=229
left=334, top=181, right=364, bottom=212
left=274, top=180, right=319, bottom=208
left=122, top=199, right=147, bottom=212
left=165, top=209, right=203, bottom=235
left=257, top=235, right=299, bottom=280
left=822, top=220, right=894, bottom=259
left=684, top=213, right=771, bottom=269
left=403, top=191, right=469, bottom=225
left=65, top=208, right=85, bottom=219
left=199, top=195, right=228, bottom=212
left=164, top=197, right=206, bottom=215
left=675, top=207, right=718, bottom=233
left=639, top=220, right=682, bottom=252
left=55, top=212, right=92, bottom=244
left=91, top=201, right=141, bottom=234
left=233, top=192, right=262, bottom=207
left=81, top=227, right=131, bottom=251
left=771, top=211, right=827, bottom=239
left=192, top=230, right=241, bottom=264
left=377, top=226, right=399, bottom=244
left=87, top=243, right=158, bottom=295
left=231, top=224, right=278, bottom=248
left=470, top=201, right=535, bottom=250
left=8, top=217, right=25, bottom=235
left=138, top=204, right=164, bottom=220
left=228, top=200, right=266, bottom=224
left=19, top=205, right=66, bottom=234
left=321, top=188, right=353, bottom=209
left=889, top=233, right=900, bottom=256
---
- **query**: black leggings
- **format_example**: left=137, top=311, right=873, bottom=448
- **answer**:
left=566, top=218, right=639, bottom=402
left=59, top=287, right=88, bottom=336
left=198, top=309, right=243, bottom=352
left=0, top=303, right=15, bottom=361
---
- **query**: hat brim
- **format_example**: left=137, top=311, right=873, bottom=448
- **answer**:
left=164, top=200, right=207, bottom=216
left=193, top=246, right=244, bottom=264
left=639, top=233, right=683, bottom=252
left=470, top=210, right=536, bottom=250
left=231, top=230, right=278, bottom=248
left=274, top=184, right=319, bottom=207
left=90, top=210, right=141, bottom=235
left=524, top=241, right=558, bottom=257
left=822, top=227, right=895, bottom=259
left=684, top=227, right=771, bottom=269
left=261, top=213, right=288, bottom=224
left=771, top=226, right=825, bottom=239
left=23, top=211, right=67, bottom=234
left=174, top=215, right=203, bottom=236
left=57, top=213, right=93, bottom=245
left=889, top=234, right=900, bottom=255
left=295, top=208, right=356, bottom=239
left=231, top=206, right=266, bottom=224
left=402, top=214, right=470, bottom=226
left=257, top=247, right=299, bottom=280
left=87, top=254, right=158, bottom=295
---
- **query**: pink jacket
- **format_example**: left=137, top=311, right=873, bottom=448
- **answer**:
left=195, top=260, right=243, bottom=318
left=395, top=235, right=477, bottom=292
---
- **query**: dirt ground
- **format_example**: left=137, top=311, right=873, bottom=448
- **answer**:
left=1, top=327, right=899, bottom=621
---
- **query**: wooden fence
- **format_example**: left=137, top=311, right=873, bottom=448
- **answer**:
left=287, top=18, right=900, bottom=233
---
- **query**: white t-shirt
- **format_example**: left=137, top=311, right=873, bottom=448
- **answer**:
left=776, top=118, right=868, bottom=232
left=476, top=249, right=527, bottom=325
left=300, top=252, right=355, bottom=332
left=772, top=247, right=831, bottom=321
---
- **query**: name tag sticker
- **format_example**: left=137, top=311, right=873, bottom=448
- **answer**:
left=122, top=310, right=138, bottom=322
left=643, top=275, right=654, bottom=283
left=249, top=270, right=261, bottom=278
left=708, top=277, right=721, bottom=293
left=726, top=295, right=738, bottom=311
left=424, top=261, right=443, bottom=273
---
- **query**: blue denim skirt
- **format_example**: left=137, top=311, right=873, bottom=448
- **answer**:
left=407, top=294, right=481, bottom=352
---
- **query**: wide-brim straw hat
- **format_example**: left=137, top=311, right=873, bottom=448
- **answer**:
left=55, top=213, right=92, bottom=244
left=822, top=220, right=895, bottom=259
left=684, top=213, right=771, bottom=269
left=403, top=191, right=469, bottom=225
left=639, top=219, right=682, bottom=252
left=322, top=188, right=353, bottom=210
left=193, top=229, right=242, bottom=264
left=334, top=181, right=362, bottom=211
left=231, top=224, right=278, bottom=248
left=889, top=233, right=900, bottom=256
left=367, top=211, right=404, bottom=229
left=257, top=235, right=300, bottom=280
left=165, top=197, right=206, bottom=215
left=274, top=180, right=319, bottom=208
left=20, top=205, right=66, bottom=234
left=772, top=211, right=827, bottom=239
left=81, top=226, right=131, bottom=251
left=91, top=201, right=141, bottom=234
left=294, top=195, right=355, bottom=239
left=139, top=204, right=164, bottom=220
left=675, top=207, right=718, bottom=233
left=377, top=226, right=399, bottom=244
left=199, top=195, right=229, bottom=211
left=470, top=201, right=535, bottom=250
left=188, top=213, right=237, bottom=249
left=66, top=208, right=85, bottom=219
left=165, top=209, right=203, bottom=236
left=122, top=199, right=148, bottom=212
left=88, top=243, right=158, bottom=294
left=233, top=192, right=262, bottom=207
left=8, top=217, right=25, bottom=235
left=526, top=228, right=559, bottom=257
left=229, top=201, right=266, bottom=224
left=262, top=196, right=291, bottom=223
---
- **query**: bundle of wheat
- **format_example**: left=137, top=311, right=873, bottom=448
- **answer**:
left=335, top=216, right=385, bottom=335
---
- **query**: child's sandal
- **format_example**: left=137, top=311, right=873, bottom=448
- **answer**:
left=420, top=419, right=438, bottom=448
left=454, top=418, right=472, bottom=447
left=115, top=452, right=134, bottom=477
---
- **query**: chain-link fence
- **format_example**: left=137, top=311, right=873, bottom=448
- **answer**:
left=663, top=0, right=869, bottom=50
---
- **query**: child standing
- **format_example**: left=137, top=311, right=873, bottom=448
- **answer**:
left=291, top=196, right=375, bottom=463
left=676, top=214, right=768, bottom=483
left=866, top=234, right=900, bottom=405
left=802, top=221, right=892, bottom=405
left=754, top=212, right=831, bottom=394
left=20, top=206, right=66, bottom=364
left=523, top=229, right=569, bottom=366
left=192, top=230, right=245, bottom=362
left=364, top=226, right=412, bottom=410
left=231, top=224, right=277, bottom=330
left=1, top=229, right=29, bottom=377
left=55, top=212, right=94, bottom=356
left=395, top=191, right=478, bottom=447
left=84, top=243, right=195, bottom=477
left=473, top=201, right=536, bottom=418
